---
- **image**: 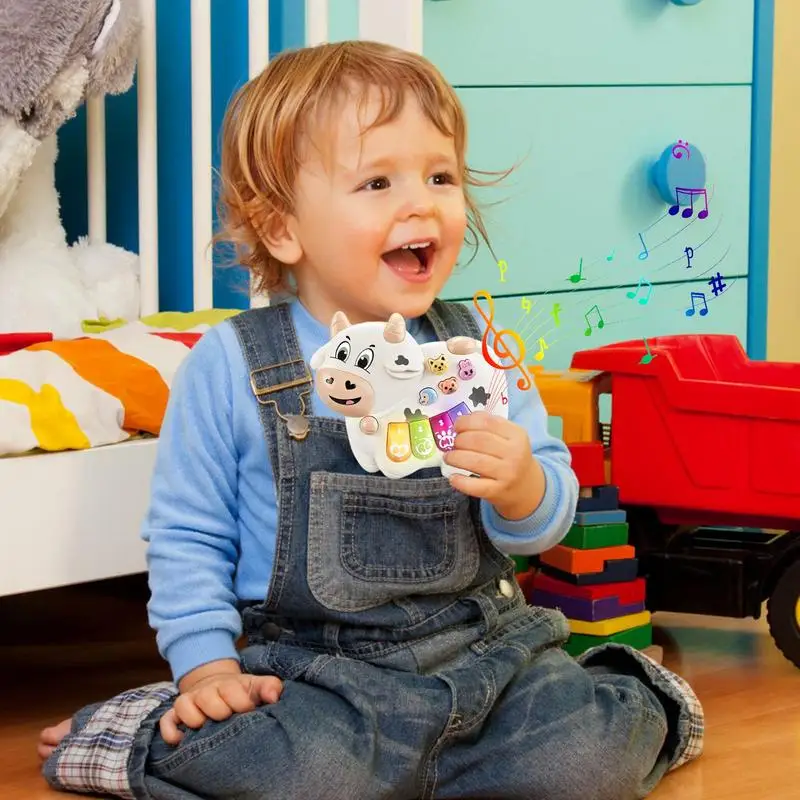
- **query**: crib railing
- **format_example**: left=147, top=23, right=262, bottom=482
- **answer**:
left=84, top=0, right=422, bottom=317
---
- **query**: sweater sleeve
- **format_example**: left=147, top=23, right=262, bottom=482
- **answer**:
left=142, top=328, right=243, bottom=683
left=467, top=309, right=579, bottom=555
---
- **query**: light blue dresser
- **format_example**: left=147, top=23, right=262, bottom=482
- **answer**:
left=331, top=0, right=774, bottom=366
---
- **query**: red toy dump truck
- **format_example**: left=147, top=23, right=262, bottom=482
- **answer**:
left=532, top=334, right=800, bottom=668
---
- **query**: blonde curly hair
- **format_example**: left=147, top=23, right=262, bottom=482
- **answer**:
left=216, top=40, right=506, bottom=298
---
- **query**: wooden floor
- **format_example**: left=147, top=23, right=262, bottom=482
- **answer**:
left=1, top=575, right=798, bottom=799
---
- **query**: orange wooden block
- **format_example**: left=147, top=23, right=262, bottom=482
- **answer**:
left=540, top=543, right=636, bottom=575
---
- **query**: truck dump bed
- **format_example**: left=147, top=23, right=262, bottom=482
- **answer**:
left=570, top=335, right=800, bottom=529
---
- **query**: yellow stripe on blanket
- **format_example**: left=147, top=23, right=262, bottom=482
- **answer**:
left=29, top=339, right=169, bottom=434
left=139, top=309, right=240, bottom=331
left=0, top=379, right=90, bottom=450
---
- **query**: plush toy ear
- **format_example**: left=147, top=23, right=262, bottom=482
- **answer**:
left=86, top=0, right=142, bottom=98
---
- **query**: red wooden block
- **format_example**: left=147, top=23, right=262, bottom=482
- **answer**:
left=516, top=569, right=537, bottom=600
left=568, top=442, right=605, bottom=487
left=533, top=571, right=646, bottom=604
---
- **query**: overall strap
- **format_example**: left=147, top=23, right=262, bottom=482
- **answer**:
left=425, top=298, right=481, bottom=341
left=230, top=303, right=313, bottom=473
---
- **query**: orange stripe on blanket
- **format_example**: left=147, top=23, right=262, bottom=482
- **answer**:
left=0, top=379, right=91, bottom=450
left=29, top=339, right=170, bottom=434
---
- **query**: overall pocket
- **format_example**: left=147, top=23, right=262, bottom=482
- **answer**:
left=307, top=471, right=481, bottom=612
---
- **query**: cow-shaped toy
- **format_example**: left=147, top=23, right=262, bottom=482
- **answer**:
left=309, top=311, right=509, bottom=479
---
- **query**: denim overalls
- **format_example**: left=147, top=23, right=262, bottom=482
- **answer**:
left=45, top=301, right=703, bottom=800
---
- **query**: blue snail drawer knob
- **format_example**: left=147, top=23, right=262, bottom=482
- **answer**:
left=670, top=0, right=704, bottom=5
left=651, top=140, right=709, bottom=220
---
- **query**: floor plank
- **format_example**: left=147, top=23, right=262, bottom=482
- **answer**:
left=1, top=576, right=798, bottom=798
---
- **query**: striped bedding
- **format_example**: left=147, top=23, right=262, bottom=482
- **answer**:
left=0, top=310, right=240, bottom=456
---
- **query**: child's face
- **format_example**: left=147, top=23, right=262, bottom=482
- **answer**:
left=285, top=89, right=467, bottom=325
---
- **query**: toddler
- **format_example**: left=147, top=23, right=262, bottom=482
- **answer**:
left=39, top=40, right=702, bottom=799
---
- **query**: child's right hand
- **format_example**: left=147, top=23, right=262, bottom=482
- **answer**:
left=159, top=659, right=284, bottom=745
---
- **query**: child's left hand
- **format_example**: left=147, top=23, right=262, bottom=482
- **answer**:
left=443, top=411, right=545, bottom=520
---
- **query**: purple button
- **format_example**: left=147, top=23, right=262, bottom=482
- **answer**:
left=430, top=411, right=456, bottom=451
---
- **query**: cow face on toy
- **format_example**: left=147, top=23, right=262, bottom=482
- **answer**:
left=310, top=311, right=424, bottom=417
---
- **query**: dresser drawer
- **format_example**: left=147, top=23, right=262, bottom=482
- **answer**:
left=424, top=0, right=754, bottom=87
left=441, top=85, right=751, bottom=300
left=465, top=275, right=747, bottom=378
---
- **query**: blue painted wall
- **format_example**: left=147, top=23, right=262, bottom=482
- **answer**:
left=56, top=0, right=305, bottom=312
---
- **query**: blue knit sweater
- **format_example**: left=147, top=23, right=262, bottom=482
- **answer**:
left=142, top=300, right=578, bottom=681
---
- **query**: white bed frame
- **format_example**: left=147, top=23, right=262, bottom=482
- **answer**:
left=0, top=0, right=423, bottom=597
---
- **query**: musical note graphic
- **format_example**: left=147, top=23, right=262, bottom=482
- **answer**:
left=568, top=257, right=587, bottom=284
left=672, top=139, right=691, bottom=160
left=637, top=233, right=649, bottom=261
left=684, top=246, right=694, bottom=268
left=685, top=291, right=709, bottom=317
left=606, top=250, right=615, bottom=262
left=669, top=187, right=709, bottom=219
left=583, top=304, right=605, bottom=337
left=521, top=297, right=532, bottom=314
left=551, top=303, right=562, bottom=327
left=533, top=337, right=549, bottom=361
left=639, top=337, right=656, bottom=365
left=626, top=277, right=653, bottom=306
left=498, top=259, right=508, bottom=282
left=473, top=290, right=532, bottom=391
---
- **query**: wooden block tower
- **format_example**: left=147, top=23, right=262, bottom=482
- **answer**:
left=516, top=443, right=653, bottom=657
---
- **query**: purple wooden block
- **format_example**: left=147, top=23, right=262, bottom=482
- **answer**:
left=531, top=588, right=646, bottom=622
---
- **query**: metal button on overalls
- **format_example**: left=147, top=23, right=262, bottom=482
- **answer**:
left=498, top=579, right=515, bottom=599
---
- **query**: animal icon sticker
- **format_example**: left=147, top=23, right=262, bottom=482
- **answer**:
left=427, top=354, right=449, bottom=375
left=309, top=311, right=509, bottom=479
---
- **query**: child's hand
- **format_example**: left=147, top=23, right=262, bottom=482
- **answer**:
left=444, top=412, right=545, bottom=520
left=160, top=661, right=283, bottom=745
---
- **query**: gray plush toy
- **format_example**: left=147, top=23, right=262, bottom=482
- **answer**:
left=0, top=0, right=142, bottom=337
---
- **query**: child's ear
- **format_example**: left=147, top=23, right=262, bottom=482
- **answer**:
left=253, top=210, right=303, bottom=265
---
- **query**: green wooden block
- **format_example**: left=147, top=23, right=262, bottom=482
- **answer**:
left=511, top=555, right=529, bottom=573
left=562, top=522, right=629, bottom=550
left=564, top=623, right=653, bottom=658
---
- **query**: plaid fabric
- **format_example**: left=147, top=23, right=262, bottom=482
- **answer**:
left=577, top=644, right=704, bottom=772
left=44, top=681, right=177, bottom=799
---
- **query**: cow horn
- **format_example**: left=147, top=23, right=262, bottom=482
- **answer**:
left=330, top=311, right=351, bottom=336
left=383, top=313, right=406, bottom=343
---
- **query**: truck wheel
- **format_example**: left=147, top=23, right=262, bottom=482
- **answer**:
left=766, top=559, right=800, bottom=669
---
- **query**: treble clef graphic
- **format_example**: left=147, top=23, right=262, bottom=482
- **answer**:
left=472, top=290, right=532, bottom=391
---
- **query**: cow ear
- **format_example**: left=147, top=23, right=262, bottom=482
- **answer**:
left=330, top=311, right=351, bottom=336
left=309, top=345, right=326, bottom=370
left=385, top=346, right=424, bottom=379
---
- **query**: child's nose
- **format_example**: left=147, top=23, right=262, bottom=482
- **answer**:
left=399, top=197, right=435, bottom=220
left=398, top=183, right=436, bottom=219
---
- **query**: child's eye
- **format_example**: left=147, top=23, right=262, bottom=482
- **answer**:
left=429, top=172, right=456, bottom=186
left=362, top=177, right=390, bottom=191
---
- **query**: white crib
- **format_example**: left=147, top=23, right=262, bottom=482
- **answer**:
left=0, top=0, right=423, bottom=598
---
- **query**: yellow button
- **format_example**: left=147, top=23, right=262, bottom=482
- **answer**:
left=498, top=579, right=515, bottom=599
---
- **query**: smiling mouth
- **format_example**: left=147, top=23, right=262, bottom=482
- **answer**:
left=381, top=242, right=435, bottom=274
left=330, top=396, right=362, bottom=405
